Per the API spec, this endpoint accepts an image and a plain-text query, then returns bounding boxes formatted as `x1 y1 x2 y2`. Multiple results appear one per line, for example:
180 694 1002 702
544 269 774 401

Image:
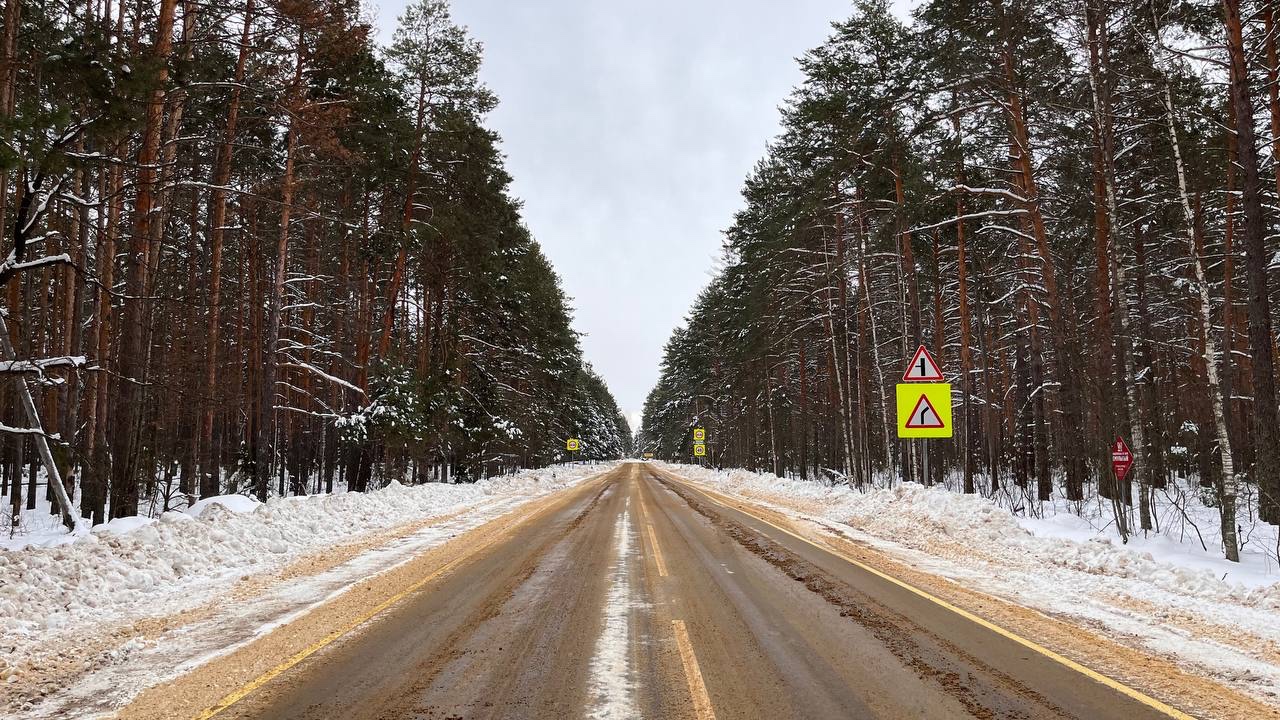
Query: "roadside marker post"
896 345 953 484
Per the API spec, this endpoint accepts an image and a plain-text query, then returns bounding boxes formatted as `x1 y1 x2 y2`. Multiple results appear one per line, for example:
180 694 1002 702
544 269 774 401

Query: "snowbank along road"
119 462 1265 719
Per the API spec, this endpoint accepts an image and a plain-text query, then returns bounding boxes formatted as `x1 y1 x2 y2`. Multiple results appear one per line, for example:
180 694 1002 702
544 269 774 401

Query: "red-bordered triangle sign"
1112 436 1134 482
905 393 946 429
903 345 944 382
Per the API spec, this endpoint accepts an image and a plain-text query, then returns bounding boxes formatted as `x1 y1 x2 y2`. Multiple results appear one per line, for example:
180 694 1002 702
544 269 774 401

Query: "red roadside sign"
1111 437 1133 482
903 345 944 382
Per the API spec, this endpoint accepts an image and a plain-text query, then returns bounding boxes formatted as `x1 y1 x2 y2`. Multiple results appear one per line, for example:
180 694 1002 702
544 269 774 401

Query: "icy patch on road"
586 498 638 720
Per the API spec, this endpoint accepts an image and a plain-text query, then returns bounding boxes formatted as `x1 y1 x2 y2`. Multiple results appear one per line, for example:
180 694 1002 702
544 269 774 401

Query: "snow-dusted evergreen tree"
0 0 626 530
642 0 1280 561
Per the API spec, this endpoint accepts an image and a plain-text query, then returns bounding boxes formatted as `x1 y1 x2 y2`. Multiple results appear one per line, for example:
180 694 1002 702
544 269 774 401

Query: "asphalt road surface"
193 463 1188 720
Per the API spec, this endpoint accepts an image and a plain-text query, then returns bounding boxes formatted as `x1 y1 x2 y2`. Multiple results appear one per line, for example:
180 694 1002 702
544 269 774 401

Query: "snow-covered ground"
661 463 1280 705
0 463 613 717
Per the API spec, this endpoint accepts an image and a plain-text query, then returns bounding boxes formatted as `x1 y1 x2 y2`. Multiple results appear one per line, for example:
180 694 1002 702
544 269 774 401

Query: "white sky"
371 1 914 431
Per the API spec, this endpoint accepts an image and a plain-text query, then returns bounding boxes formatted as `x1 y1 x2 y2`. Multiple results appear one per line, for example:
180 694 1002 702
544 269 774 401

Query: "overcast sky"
371 1 910 431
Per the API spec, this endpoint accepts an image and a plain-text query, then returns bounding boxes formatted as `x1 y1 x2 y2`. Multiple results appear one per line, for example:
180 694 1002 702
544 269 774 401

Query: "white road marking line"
672 619 716 720
586 501 638 720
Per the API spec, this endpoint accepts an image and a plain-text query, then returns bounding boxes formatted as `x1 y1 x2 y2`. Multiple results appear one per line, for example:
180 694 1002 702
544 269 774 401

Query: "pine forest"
641 0 1280 561
0 0 631 529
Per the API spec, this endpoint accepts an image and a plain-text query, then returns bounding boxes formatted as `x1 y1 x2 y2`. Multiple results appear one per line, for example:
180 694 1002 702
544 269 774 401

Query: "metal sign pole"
923 439 929 486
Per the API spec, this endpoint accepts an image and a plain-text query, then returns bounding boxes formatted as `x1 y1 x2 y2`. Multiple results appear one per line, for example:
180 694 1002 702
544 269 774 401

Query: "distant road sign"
1112 437 1133 481
903 345 945 382
566 438 580 452
896 384 953 438
693 428 706 442
643 452 655 459
693 443 707 457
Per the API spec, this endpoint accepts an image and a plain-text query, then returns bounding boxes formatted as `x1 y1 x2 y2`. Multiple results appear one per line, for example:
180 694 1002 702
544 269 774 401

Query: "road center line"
646 523 668 577
671 619 716 720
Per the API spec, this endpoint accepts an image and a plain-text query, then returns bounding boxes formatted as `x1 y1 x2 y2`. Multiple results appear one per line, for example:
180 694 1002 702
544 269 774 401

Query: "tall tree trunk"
893 146 920 484
110 0 178 519
1223 0 1280 523
256 28 305 501
997 6 1083 502
1087 0 1147 530
952 109 976 494
200 0 255 499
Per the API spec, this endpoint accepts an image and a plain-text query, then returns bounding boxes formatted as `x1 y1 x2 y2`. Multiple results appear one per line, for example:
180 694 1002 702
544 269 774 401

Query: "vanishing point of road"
125 463 1195 720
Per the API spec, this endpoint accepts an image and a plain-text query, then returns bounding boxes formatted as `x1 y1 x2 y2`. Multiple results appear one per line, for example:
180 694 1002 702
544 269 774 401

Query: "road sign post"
566 438 580 463
897 345 952 485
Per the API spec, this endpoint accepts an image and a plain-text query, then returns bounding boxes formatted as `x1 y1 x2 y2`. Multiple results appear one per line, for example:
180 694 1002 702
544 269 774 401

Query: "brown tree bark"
110 0 178 519
996 2 1084 502
256 28 306 500
200 0 255 499
952 109 977 495
1223 0 1280 522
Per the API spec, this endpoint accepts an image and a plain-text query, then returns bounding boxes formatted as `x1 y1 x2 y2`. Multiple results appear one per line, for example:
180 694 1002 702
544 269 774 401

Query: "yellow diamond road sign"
693 428 706 442
895 383 953 439
693 443 707 457
566 438 580 451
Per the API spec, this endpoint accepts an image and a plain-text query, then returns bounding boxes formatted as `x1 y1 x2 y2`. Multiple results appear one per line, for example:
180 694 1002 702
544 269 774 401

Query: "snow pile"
0 463 611 665
185 493 261 518
664 463 1280 701
670 465 1280 600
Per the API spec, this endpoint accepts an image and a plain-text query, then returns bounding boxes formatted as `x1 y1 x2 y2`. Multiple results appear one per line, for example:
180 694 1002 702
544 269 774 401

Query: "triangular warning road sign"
905 393 946 429
903 345 944 382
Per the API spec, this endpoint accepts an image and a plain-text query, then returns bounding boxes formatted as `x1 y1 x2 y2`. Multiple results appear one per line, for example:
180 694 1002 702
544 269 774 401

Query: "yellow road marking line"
669 475 1196 720
194 474 612 720
195 550 470 719
672 619 716 720
646 523 669 577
